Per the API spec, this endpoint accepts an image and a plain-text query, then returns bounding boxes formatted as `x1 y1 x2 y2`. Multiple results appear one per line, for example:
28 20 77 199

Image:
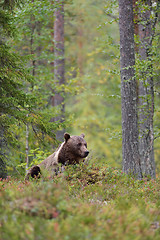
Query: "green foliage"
0 164 160 239
0 1 35 173
28 148 51 166
65 0 122 167
0 0 70 176
1 0 160 177
17 148 51 173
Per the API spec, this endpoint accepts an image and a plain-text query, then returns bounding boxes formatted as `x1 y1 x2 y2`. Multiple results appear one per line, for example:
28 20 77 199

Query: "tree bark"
0 44 7 178
138 0 156 178
30 0 36 79
0 158 7 179
25 121 29 173
53 0 65 141
77 14 83 76
0 128 7 179
118 0 142 179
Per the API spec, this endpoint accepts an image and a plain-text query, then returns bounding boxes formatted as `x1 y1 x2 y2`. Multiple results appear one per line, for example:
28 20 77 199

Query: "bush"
0 163 160 240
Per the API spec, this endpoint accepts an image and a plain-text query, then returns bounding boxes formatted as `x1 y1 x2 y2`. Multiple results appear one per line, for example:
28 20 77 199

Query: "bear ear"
64 133 70 142
80 133 85 138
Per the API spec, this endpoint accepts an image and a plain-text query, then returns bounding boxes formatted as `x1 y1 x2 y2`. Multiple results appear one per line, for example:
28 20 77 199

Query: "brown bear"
25 133 89 180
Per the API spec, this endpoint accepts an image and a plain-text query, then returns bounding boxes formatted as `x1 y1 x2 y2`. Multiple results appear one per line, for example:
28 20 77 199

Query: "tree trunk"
24 7 36 172
25 122 29 173
77 15 83 76
31 0 36 79
54 0 65 141
0 42 7 178
138 0 156 178
0 158 7 179
118 0 142 179
0 128 7 179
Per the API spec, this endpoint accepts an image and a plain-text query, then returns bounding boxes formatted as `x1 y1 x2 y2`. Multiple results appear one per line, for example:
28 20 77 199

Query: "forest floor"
0 163 160 240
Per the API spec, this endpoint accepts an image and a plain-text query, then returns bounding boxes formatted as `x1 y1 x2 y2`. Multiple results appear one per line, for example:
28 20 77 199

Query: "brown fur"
25 133 89 180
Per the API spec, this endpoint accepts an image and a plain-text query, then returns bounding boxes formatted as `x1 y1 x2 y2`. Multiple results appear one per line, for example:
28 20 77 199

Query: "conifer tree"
118 0 142 179
137 0 157 178
53 0 65 141
0 0 33 177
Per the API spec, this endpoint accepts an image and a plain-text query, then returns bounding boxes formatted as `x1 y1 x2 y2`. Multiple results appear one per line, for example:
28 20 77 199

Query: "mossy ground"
0 163 160 240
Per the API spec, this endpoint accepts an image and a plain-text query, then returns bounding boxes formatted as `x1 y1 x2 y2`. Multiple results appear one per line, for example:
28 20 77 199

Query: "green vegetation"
0 163 160 239
0 0 160 176
0 0 160 237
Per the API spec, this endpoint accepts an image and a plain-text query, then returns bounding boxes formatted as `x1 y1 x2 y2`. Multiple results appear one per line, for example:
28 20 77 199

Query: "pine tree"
137 0 156 178
118 0 142 178
53 0 65 141
0 0 34 177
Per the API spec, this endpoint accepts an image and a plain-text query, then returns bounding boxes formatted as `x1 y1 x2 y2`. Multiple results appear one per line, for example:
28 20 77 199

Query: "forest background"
1 1 160 239
0 0 160 178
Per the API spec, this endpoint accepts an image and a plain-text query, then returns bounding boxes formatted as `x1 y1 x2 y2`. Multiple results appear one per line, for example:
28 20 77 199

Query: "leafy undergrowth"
0 163 160 240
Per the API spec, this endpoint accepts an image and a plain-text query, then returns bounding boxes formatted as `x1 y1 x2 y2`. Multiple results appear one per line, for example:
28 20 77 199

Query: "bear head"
58 133 89 165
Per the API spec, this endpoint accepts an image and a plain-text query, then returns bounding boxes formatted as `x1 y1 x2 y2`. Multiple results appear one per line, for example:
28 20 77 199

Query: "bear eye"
77 143 81 147
85 144 87 148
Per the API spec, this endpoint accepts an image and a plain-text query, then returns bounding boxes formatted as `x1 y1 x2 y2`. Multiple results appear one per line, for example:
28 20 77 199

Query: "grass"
0 163 160 240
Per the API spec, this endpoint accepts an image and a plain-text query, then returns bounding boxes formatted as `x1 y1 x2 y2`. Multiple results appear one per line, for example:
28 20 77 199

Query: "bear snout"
84 151 89 157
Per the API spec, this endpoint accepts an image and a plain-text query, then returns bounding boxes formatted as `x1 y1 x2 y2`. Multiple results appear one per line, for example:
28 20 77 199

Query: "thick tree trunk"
54 0 65 141
138 0 156 178
118 0 142 179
